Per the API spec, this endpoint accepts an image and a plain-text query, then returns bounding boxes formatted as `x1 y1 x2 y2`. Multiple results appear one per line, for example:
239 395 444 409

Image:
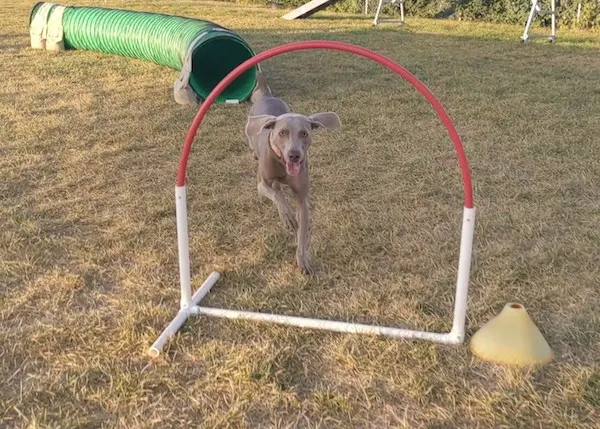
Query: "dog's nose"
288 151 301 163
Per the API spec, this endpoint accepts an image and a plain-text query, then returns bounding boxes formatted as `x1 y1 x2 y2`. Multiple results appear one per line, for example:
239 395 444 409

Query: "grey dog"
244 70 341 275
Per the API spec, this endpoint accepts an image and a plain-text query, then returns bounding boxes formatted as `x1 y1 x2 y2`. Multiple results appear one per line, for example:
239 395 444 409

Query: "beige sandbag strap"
30 2 56 49
173 31 209 106
46 5 66 52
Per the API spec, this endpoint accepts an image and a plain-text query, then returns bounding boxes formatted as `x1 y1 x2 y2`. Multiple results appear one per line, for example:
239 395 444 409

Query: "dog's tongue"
285 161 301 176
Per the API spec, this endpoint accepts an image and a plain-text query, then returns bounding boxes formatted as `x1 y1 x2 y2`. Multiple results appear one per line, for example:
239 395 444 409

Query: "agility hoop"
149 41 476 357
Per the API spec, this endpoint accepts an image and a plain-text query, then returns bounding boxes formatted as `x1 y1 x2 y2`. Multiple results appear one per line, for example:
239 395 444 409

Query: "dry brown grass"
2 0 600 427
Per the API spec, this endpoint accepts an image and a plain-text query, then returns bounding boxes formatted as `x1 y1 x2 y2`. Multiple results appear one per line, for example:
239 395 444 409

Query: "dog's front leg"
295 197 313 275
257 179 298 232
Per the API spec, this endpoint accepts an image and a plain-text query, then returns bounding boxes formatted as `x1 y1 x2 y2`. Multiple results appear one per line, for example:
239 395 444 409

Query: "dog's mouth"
285 159 303 176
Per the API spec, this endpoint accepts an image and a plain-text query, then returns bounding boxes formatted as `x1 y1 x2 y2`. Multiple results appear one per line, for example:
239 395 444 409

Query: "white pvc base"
193 305 458 343
149 271 220 358
149 186 476 356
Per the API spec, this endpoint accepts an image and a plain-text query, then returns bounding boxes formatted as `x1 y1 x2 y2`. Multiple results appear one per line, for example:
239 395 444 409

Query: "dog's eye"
300 131 308 138
279 129 288 137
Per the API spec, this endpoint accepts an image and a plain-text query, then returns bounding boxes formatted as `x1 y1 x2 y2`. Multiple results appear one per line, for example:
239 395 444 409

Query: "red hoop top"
177 41 473 209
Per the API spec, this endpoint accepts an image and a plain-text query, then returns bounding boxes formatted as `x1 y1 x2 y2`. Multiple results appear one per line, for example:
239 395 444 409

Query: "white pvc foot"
148 309 190 358
149 271 220 357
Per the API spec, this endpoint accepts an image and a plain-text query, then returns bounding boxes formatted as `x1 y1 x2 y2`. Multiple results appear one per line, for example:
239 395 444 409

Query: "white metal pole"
373 0 384 25
577 2 582 23
551 0 557 40
400 0 405 23
176 186 192 308
449 207 476 343
522 0 539 42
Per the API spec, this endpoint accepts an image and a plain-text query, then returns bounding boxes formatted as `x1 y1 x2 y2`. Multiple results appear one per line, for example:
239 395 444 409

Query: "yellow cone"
470 303 553 366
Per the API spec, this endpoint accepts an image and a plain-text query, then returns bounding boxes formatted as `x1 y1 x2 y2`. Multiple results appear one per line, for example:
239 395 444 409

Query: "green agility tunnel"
29 2 257 105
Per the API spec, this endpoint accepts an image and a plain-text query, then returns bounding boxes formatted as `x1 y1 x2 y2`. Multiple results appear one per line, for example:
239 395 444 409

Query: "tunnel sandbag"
29 2 257 105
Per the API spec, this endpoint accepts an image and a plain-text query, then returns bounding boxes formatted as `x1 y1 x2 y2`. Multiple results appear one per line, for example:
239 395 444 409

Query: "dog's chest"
260 156 287 181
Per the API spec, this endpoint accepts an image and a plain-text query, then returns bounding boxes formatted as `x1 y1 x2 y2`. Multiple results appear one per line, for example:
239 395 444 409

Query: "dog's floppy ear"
245 115 277 137
308 112 341 131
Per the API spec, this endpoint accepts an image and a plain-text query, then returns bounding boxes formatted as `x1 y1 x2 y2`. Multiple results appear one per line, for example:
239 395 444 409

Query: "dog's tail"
251 66 272 104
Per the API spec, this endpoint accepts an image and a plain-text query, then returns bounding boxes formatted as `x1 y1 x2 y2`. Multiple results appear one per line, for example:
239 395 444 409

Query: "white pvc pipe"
191 306 458 344
450 207 476 343
148 271 221 357
154 187 476 354
189 207 476 345
191 271 221 305
148 309 189 358
176 186 192 308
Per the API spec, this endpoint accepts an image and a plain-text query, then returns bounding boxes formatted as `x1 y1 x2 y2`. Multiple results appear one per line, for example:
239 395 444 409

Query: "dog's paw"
297 257 314 276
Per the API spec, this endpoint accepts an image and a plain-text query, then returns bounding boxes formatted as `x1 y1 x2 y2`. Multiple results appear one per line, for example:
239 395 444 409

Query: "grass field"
2 0 600 427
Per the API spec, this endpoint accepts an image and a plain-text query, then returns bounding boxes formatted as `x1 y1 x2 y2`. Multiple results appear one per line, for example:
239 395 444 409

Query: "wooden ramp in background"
281 0 341 20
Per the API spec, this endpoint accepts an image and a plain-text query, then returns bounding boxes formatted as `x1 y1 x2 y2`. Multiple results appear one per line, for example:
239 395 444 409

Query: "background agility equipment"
29 2 257 105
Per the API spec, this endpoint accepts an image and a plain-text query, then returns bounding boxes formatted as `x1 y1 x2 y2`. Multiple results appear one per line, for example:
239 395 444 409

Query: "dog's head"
245 112 341 176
